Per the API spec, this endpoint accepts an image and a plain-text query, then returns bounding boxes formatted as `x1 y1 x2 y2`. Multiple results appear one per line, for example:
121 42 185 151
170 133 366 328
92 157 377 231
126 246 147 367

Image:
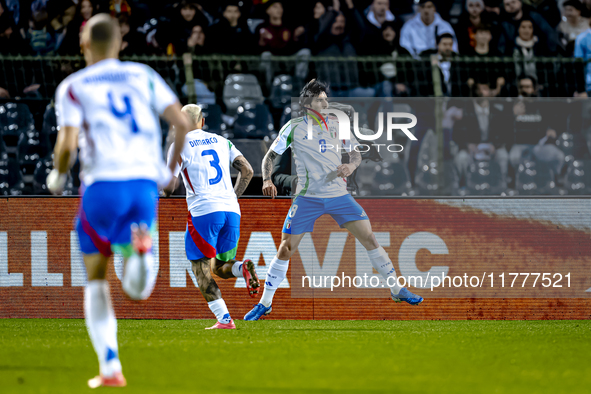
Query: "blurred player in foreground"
244 79 423 321
164 104 258 329
47 14 190 388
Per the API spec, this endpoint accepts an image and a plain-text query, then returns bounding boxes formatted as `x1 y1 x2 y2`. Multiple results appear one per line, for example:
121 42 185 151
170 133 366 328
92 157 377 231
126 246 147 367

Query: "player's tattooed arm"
232 155 254 198
262 150 278 182
262 150 279 198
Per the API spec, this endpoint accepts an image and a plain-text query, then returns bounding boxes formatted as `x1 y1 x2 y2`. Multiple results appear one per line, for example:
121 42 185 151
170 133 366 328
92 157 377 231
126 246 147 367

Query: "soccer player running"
163 104 259 329
244 79 423 321
47 14 191 388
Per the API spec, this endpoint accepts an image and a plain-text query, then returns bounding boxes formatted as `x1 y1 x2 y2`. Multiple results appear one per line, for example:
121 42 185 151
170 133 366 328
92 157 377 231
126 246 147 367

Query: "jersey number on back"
108 92 139 133
202 150 222 185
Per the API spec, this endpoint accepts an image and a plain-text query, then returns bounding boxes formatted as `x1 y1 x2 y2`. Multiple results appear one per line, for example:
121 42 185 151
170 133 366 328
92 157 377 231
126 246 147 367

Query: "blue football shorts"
185 211 241 261
76 179 158 256
282 194 368 235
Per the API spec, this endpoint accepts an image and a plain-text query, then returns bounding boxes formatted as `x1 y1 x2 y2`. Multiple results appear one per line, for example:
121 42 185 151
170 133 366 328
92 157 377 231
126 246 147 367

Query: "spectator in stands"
257 0 296 55
0 0 22 29
27 4 58 55
0 86 9 99
291 0 328 53
371 20 408 56
186 24 209 54
521 0 561 28
399 0 458 58
450 79 512 185
574 18 591 95
0 10 28 54
258 1 312 87
455 0 499 54
558 0 589 56
33 0 76 39
314 0 370 95
497 0 558 55
364 0 395 29
166 0 211 55
109 0 131 17
421 33 460 96
314 0 365 57
209 1 255 55
362 0 400 51
465 23 501 56
59 0 96 55
484 0 502 14
513 17 546 77
509 75 566 176
581 0 591 17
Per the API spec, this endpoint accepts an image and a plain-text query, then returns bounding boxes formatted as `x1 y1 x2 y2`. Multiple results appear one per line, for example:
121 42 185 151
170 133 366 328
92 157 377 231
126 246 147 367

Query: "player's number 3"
108 92 139 133
202 150 223 185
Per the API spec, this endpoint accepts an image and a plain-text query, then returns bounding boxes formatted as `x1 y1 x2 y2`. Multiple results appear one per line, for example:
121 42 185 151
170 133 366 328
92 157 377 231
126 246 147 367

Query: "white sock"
260 256 289 307
207 298 231 323
231 261 243 278
122 253 155 300
84 280 122 377
367 246 403 295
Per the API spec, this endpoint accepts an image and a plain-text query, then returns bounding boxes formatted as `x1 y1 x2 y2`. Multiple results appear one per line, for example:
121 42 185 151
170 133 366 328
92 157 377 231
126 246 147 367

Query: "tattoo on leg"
191 258 222 302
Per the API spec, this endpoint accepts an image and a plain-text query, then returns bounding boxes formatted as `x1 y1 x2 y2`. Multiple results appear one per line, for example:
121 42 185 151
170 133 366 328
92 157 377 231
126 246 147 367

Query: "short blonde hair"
181 104 203 127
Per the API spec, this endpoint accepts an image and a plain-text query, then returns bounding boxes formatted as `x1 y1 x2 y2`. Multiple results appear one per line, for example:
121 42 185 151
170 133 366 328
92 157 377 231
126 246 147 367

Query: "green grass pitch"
0 319 589 393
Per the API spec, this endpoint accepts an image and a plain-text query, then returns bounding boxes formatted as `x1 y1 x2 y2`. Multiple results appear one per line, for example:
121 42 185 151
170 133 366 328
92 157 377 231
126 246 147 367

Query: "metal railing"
1 54 586 102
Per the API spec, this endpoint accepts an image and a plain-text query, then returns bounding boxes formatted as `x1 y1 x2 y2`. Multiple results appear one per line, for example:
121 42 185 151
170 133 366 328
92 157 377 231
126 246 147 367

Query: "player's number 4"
108 92 139 133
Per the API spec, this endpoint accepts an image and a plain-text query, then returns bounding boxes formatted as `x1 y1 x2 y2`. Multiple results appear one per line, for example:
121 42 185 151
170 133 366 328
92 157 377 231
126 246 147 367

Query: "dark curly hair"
299 79 329 108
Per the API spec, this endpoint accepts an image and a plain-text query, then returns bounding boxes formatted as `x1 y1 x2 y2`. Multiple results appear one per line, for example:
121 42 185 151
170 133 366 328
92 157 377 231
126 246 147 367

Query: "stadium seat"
466 160 505 195
279 103 301 128
415 160 459 196
564 159 591 195
230 139 268 177
17 130 51 177
198 103 228 135
32 157 53 195
4 102 34 130
1 103 33 148
555 132 575 167
222 74 264 116
0 157 25 195
270 75 293 109
41 103 58 149
371 161 413 196
515 160 556 195
232 102 276 140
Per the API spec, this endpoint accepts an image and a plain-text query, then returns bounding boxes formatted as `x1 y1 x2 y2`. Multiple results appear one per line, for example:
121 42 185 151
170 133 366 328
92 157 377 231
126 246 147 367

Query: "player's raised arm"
163 141 179 197
48 80 83 194
48 125 79 194
161 102 190 182
148 66 191 187
232 155 254 198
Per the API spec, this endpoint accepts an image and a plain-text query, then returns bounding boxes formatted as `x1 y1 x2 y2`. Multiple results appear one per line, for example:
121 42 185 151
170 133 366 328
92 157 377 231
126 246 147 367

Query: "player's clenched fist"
262 179 277 198
336 163 355 178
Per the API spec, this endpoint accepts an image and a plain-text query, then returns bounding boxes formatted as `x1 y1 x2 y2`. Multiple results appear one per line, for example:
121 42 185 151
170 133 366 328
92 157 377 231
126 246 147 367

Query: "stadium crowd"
0 0 590 60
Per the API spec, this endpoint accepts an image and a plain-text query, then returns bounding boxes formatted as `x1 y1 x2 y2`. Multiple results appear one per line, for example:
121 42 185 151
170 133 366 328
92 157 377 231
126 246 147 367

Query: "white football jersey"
168 129 243 217
271 115 359 198
55 58 178 186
